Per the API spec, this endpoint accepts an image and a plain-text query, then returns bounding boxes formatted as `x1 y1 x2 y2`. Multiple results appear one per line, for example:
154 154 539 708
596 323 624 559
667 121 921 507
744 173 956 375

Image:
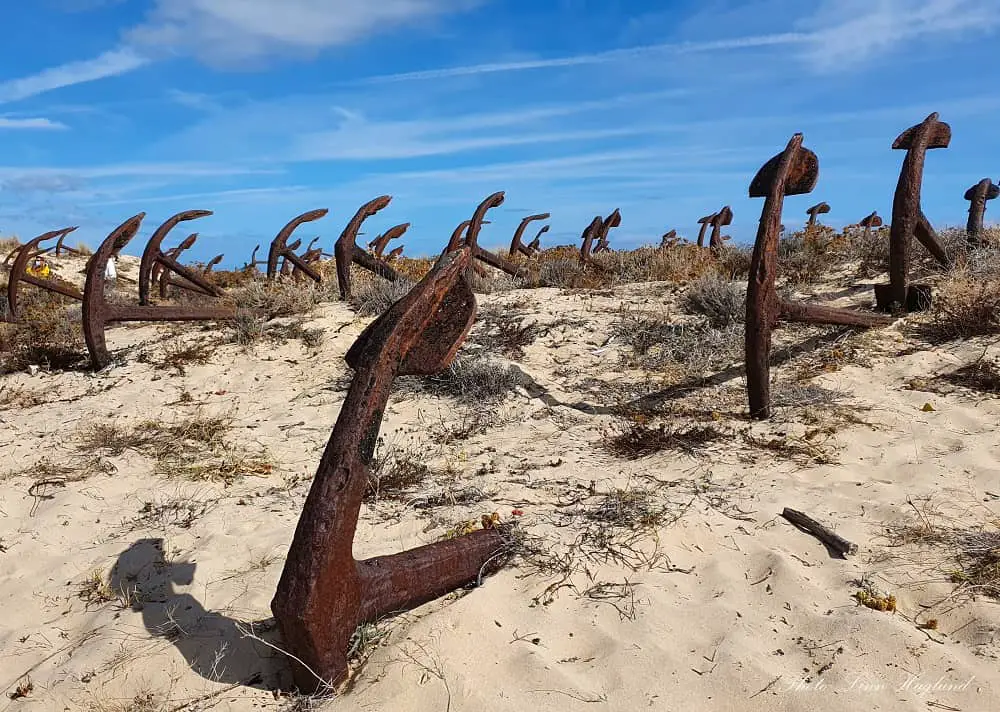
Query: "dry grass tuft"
0 289 85 373
365 441 430 502
603 421 726 459
402 353 520 404
681 274 745 327
915 266 1000 342
349 275 415 316
76 412 272 485
611 312 743 377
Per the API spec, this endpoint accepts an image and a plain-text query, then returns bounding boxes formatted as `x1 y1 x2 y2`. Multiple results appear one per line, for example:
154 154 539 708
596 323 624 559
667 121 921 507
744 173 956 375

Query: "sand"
1 252 998 711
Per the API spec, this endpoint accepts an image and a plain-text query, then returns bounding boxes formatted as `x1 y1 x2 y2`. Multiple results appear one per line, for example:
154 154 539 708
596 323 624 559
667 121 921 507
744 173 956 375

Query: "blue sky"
1 0 998 266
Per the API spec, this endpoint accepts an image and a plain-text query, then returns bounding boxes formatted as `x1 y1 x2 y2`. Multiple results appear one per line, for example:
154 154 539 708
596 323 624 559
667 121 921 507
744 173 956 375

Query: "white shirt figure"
105 256 117 283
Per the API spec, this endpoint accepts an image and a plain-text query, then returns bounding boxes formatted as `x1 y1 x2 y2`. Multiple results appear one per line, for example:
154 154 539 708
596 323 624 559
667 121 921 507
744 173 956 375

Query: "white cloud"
797 0 1000 71
0 48 149 103
0 116 68 130
126 0 482 66
353 31 815 84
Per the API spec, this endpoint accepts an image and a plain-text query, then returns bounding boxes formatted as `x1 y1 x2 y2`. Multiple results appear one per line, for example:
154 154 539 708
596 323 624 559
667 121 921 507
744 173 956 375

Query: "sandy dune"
1 250 998 712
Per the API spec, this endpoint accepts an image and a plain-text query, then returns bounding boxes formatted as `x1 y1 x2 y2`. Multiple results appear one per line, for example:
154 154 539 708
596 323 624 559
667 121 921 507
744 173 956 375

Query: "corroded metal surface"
509 213 550 258
527 224 548 255
696 213 716 247
139 212 222 305
83 215 237 370
965 178 999 246
268 211 327 283
459 193 528 280
152 233 198 297
579 215 604 265
369 223 410 259
6 227 82 320
877 112 951 312
386 245 405 261
746 134 891 420
805 201 831 226
54 231 84 256
334 197 402 300
271 247 510 691
708 206 733 249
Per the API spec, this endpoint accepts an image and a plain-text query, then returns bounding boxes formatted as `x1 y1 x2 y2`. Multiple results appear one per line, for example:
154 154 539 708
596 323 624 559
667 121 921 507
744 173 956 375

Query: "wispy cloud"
126 0 483 66
0 116 68 130
0 48 149 104
797 0 1000 71
353 32 815 84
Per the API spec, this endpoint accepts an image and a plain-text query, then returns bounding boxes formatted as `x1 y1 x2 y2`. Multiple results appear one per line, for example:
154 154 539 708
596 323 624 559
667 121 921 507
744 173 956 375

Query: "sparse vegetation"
603 421 725 459
681 273 745 327
75 412 272 485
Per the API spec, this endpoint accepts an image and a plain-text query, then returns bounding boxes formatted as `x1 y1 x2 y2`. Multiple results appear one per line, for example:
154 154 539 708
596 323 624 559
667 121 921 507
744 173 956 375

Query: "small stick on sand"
780 507 858 558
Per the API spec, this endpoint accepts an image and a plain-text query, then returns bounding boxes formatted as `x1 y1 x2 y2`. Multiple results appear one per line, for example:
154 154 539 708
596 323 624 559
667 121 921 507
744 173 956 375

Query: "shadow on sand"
110 538 292 692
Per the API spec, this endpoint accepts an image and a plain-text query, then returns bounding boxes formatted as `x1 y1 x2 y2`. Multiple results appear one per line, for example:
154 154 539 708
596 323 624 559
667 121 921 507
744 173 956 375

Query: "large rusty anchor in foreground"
965 178 999 247
84 215 238 370
875 112 952 313
267 210 328 283
508 213 549 258
335 196 402 300
271 247 511 692
139 211 224 305
745 134 892 420
6 227 83 320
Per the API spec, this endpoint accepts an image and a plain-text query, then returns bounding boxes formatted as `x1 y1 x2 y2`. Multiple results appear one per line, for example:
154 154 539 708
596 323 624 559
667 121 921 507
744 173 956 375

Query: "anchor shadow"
110 538 292 691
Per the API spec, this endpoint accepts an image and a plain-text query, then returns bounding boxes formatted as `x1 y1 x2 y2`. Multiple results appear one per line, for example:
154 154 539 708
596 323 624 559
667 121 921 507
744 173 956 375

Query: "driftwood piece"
965 178 999 246
875 112 952 313
781 507 858 558
334 197 402 300
271 246 510 692
745 133 893 419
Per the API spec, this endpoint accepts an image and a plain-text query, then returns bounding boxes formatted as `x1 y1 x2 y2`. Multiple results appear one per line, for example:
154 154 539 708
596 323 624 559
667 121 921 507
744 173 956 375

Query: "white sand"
1 255 998 711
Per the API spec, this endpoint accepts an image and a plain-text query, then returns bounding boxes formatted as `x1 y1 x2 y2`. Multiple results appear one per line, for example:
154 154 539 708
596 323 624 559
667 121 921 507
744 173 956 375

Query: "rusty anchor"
83 214 239 370
660 229 678 248
335 197 404 300
696 213 716 247
708 206 733 249
268 210 328 283
526 224 548 255
139 212 225 306
580 209 621 267
875 113 952 313
151 233 198 296
6 227 83 320
444 220 490 279
369 223 411 259
745 134 893 420
965 178 999 246
386 245 405 261
271 246 511 692
805 202 831 227
508 213 550 258
858 211 883 235
455 193 528 281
